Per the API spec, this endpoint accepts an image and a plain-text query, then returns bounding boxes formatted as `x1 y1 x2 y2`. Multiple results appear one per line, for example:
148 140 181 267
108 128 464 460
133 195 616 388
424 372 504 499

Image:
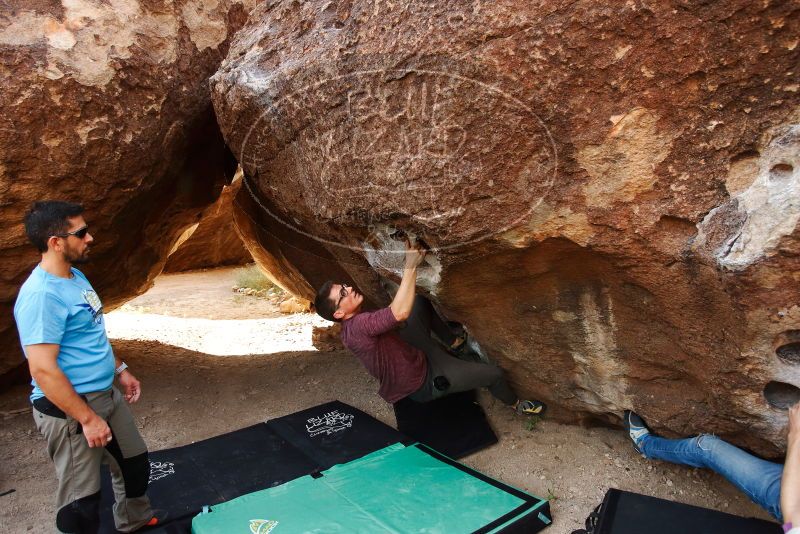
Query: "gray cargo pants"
33 386 153 533
398 295 517 405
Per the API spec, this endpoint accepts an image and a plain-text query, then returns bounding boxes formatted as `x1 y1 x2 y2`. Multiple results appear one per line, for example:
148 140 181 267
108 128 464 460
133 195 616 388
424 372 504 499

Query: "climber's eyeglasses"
336 284 350 309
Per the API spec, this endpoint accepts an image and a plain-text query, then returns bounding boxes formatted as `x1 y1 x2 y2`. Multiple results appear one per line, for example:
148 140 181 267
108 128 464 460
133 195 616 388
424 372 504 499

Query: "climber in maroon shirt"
314 240 546 415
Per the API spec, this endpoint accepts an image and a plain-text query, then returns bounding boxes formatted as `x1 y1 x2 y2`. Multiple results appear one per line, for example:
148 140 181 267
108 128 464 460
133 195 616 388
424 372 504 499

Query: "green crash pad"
192 443 551 534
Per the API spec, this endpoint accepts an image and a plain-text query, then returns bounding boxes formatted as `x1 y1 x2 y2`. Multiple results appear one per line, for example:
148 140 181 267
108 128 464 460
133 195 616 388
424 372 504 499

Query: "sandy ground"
105 270 329 356
0 267 773 533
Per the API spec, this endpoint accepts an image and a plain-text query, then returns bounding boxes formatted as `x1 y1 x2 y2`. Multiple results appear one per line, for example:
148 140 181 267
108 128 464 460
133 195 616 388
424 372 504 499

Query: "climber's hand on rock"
404 241 426 269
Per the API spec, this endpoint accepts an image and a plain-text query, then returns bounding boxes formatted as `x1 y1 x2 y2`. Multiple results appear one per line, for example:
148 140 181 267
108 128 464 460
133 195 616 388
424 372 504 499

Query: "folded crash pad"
393 389 498 458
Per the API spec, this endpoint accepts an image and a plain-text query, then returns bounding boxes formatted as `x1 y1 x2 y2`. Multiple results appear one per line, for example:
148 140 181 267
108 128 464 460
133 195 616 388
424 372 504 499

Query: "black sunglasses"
55 225 89 240
336 284 350 309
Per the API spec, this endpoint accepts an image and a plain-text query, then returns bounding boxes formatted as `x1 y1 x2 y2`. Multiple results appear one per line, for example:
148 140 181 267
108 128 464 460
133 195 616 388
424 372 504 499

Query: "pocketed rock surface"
0 268 773 533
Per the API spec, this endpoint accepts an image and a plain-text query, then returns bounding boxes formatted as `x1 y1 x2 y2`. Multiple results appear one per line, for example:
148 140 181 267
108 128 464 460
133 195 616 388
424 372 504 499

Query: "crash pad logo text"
148 461 175 482
306 410 354 437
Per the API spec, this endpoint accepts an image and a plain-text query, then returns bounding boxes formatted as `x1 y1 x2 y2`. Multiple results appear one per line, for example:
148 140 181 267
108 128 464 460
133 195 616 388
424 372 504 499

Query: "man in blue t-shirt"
14 201 164 533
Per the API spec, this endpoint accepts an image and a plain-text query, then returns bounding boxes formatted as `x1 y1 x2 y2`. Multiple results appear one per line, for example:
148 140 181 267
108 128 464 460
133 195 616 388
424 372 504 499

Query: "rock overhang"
210 0 800 456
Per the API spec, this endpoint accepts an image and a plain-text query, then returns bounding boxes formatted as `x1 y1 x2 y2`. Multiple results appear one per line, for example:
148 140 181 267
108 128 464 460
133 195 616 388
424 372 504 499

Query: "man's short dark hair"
314 280 340 322
24 201 84 252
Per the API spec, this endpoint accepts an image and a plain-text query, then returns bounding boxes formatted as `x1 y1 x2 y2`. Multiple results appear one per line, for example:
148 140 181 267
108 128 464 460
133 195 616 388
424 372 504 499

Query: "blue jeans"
640 433 784 521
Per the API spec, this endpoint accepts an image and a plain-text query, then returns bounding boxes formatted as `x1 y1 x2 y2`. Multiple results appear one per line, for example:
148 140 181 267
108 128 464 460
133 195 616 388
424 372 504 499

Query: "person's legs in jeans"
640 433 784 521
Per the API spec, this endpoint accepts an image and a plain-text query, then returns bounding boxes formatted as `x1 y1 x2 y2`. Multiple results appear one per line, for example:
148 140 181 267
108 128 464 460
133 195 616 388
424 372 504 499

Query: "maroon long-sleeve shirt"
341 307 427 403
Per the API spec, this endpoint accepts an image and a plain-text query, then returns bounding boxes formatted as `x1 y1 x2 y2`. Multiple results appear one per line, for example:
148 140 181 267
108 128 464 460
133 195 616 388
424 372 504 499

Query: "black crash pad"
99 401 406 533
586 488 781 534
265 400 408 469
394 389 498 458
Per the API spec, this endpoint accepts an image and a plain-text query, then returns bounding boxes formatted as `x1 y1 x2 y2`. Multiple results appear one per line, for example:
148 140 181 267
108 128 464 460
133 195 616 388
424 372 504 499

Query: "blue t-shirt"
14 266 115 401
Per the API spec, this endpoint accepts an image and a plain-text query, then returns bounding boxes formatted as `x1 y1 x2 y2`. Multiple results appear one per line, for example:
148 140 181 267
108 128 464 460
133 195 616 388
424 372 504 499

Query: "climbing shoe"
448 331 483 363
448 329 469 356
623 410 651 454
136 509 169 530
450 333 466 352
516 400 547 416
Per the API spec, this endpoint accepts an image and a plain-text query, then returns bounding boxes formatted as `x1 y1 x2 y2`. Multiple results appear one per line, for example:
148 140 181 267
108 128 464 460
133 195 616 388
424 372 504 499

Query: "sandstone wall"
212 0 800 455
0 0 254 383
163 173 252 273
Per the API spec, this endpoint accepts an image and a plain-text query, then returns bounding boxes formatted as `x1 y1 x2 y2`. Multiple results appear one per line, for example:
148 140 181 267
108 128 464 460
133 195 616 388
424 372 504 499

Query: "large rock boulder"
0 0 254 384
163 172 252 273
212 0 800 455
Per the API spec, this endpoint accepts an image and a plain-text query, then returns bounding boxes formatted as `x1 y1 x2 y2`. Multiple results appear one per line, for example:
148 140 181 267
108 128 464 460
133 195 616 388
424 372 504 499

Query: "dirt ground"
0 267 773 533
